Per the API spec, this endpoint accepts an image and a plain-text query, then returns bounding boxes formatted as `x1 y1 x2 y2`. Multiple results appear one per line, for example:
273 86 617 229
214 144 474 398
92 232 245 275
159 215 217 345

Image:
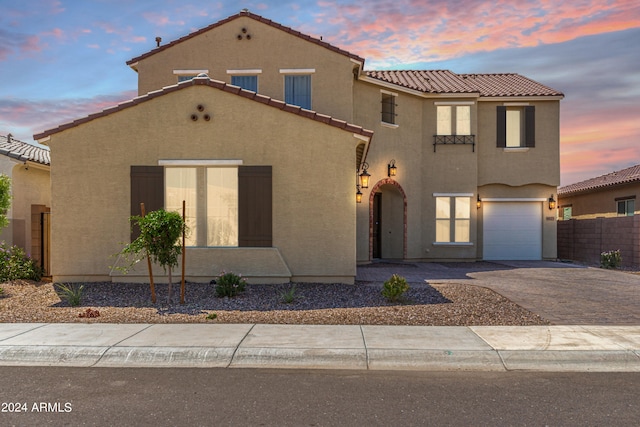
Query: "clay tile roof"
365 70 563 97
0 134 50 166
366 70 476 94
459 73 564 97
33 76 374 141
558 165 640 196
127 10 364 67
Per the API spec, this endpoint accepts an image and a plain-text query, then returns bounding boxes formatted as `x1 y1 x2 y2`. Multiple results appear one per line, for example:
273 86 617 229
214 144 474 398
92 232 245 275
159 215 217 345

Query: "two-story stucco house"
34 10 563 284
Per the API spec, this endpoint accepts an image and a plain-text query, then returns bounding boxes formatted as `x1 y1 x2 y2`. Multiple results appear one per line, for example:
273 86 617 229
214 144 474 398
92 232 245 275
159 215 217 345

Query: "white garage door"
483 202 542 260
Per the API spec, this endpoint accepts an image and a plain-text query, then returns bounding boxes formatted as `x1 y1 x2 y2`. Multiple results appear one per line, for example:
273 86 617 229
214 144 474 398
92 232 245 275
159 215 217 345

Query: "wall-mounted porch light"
356 185 363 203
548 195 556 210
387 159 397 177
477 195 482 209
359 162 370 189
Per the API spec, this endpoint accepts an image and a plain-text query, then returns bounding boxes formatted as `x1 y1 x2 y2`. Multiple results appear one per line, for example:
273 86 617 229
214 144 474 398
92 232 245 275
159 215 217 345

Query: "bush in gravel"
381 274 410 302
214 271 247 298
55 283 84 307
0 242 43 282
279 284 298 304
600 249 622 269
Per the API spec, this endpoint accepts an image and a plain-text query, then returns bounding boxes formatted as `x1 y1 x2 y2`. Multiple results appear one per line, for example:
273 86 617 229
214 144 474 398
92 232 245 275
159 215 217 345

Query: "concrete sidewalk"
1 323 639 372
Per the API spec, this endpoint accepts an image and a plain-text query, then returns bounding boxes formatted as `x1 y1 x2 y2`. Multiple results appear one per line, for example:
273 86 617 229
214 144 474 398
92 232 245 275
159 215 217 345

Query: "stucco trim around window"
173 69 209 75
279 68 316 74
227 69 263 74
158 159 243 166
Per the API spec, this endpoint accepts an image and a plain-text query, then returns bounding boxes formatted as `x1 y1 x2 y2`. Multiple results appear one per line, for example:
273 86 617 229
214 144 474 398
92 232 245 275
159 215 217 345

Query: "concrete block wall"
557 216 640 267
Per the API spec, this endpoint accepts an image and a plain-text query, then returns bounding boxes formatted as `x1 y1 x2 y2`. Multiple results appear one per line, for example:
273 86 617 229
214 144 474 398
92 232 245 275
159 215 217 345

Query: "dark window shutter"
130 166 164 241
496 106 506 147
238 166 272 247
524 106 535 147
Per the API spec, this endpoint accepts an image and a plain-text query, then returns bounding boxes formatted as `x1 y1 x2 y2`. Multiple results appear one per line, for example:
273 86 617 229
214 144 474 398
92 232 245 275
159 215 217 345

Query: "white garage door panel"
483 202 542 260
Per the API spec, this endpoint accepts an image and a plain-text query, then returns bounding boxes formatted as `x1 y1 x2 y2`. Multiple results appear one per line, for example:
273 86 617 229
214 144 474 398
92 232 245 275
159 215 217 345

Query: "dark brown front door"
373 193 382 258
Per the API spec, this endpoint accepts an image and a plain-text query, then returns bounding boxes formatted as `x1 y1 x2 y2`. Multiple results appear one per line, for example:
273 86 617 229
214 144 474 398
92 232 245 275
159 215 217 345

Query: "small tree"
0 174 12 230
118 209 185 305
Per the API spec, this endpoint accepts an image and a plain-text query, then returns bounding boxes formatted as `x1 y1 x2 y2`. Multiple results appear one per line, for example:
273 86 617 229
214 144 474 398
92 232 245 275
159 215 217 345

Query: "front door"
372 193 382 258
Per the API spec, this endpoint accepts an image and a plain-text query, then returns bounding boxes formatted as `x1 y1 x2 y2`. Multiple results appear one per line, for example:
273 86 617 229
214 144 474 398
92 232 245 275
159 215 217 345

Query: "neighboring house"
0 134 51 272
557 165 640 267
33 10 563 284
557 164 640 219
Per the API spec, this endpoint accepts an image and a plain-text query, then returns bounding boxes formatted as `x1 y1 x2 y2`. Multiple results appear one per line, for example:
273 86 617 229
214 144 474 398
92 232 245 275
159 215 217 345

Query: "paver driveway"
357 261 640 325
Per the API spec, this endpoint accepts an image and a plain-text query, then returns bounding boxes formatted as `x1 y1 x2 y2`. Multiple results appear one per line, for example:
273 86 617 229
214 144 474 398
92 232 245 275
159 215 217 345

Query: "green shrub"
214 271 247 298
381 274 410 302
55 283 84 307
279 284 297 304
0 242 43 282
601 250 622 269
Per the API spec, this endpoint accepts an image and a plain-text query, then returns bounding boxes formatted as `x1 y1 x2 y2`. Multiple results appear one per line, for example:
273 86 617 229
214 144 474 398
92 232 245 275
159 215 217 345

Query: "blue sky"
1 0 639 185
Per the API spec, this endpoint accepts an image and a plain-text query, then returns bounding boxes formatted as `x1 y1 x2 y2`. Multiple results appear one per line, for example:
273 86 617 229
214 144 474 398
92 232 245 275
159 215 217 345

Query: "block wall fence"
557 216 640 267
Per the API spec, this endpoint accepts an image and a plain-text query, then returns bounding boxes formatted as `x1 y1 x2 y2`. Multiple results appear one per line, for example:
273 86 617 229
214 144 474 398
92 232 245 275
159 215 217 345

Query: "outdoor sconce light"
548 195 556 210
477 195 482 209
387 159 397 177
356 185 363 203
359 163 371 189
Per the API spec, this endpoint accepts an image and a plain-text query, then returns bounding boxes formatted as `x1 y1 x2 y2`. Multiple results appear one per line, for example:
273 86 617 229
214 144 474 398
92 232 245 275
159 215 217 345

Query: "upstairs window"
284 74 312 109
617 198 635 217
381 91 397 125
497 105 535 148
231 75 258 92
436 105 470 135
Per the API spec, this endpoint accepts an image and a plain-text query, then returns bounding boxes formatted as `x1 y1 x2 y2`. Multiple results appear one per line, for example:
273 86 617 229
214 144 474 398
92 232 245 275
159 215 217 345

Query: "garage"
483 201 542 260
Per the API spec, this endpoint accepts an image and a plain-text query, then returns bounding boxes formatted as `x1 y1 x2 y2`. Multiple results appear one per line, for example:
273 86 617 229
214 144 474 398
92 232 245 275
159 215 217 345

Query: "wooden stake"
181 200 186 304
140 203 156 304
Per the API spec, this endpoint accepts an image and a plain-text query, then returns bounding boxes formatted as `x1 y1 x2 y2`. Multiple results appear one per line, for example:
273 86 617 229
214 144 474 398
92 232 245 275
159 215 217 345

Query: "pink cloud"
314 0 640 64
0 91 138 143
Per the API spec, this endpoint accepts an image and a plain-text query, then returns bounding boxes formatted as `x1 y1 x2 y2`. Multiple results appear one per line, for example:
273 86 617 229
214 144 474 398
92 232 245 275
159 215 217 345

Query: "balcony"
433 135 476 152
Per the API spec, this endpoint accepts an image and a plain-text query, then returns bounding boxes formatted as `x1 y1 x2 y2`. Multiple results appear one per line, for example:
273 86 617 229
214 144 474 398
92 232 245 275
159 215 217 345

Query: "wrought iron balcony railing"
433 135 476 152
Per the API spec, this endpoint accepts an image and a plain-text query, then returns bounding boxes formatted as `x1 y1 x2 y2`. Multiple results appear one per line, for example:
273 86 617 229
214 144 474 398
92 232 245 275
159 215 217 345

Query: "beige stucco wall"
47 84 361 283
10 164 51 254
559 183 640 219
0 156 50 252
477 100 560 187
134 16 357 122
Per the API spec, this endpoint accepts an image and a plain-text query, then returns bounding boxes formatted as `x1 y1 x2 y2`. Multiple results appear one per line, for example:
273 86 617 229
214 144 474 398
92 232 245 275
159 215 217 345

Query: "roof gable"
0 134 50 166
33 76 373 141
559 164 640 196
127 10 364 68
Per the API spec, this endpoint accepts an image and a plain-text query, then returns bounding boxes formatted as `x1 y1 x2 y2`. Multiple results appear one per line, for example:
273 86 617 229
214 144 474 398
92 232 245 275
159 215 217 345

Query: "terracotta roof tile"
0 134 50 166
558 164 640 196
127 10 364 67
460 73 563 97
365 70 563 97
366 70 476 93
33 76 373 141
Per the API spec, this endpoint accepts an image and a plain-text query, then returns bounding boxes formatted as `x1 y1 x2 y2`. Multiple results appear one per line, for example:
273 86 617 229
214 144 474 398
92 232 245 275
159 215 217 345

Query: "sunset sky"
1 0 639 186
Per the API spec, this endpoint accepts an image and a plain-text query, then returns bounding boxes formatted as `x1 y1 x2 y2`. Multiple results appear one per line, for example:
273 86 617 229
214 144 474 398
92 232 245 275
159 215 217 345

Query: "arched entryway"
369 178 407 260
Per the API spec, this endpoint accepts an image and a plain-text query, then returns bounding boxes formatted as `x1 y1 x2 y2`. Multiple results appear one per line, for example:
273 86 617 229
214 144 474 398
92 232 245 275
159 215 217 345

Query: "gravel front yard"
0 280 549 326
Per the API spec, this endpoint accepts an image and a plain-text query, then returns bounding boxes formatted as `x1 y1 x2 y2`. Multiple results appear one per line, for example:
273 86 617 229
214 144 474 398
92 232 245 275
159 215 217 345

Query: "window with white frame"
436 105 470 135
435 195 471 243
616 198 635 217
166 167 238 247
381 91 397 124
283 73 312 109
